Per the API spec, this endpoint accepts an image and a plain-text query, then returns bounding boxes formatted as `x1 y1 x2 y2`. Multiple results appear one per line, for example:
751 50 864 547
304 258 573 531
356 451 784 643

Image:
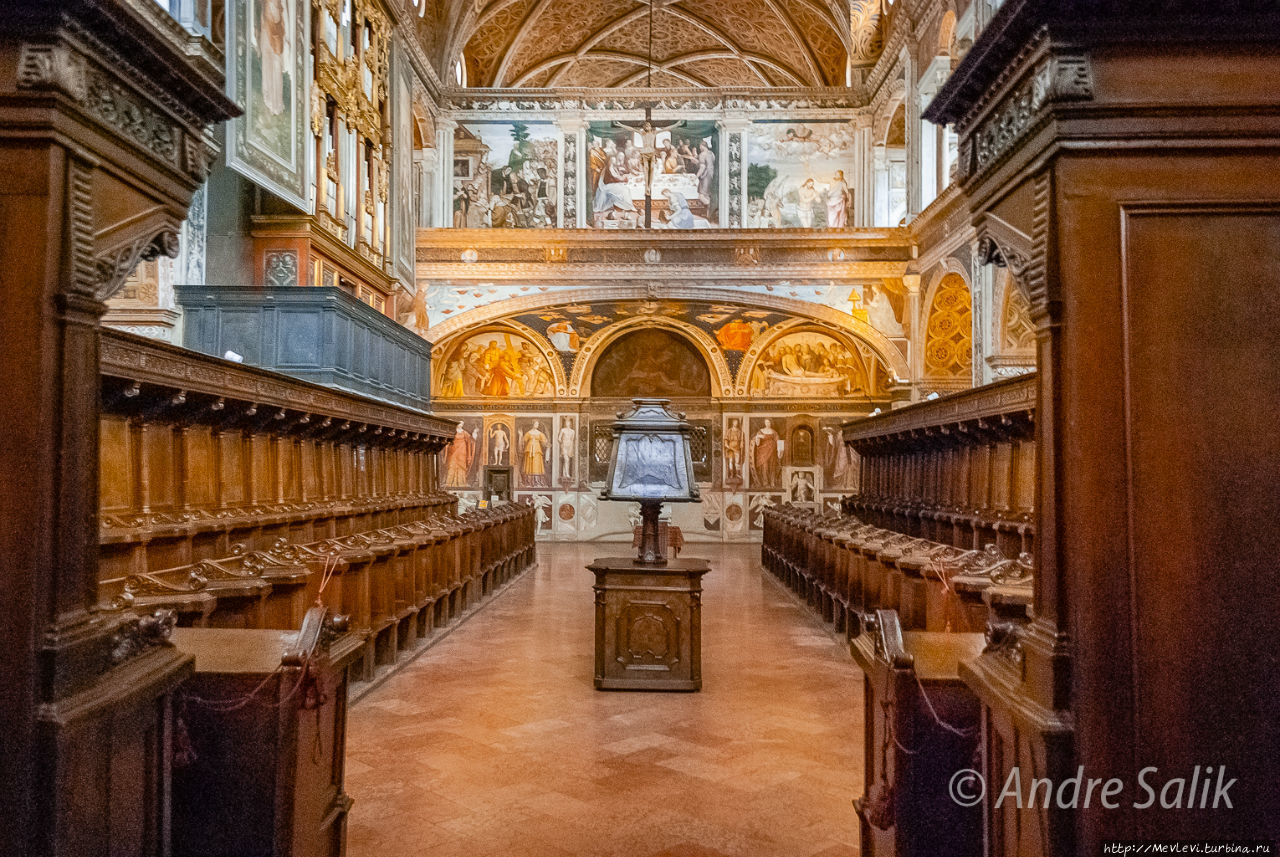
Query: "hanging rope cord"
180 551 341 714
882 659 978 758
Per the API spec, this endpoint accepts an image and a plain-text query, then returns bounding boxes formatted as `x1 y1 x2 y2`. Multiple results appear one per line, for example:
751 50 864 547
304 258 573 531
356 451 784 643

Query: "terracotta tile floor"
346 542 866 857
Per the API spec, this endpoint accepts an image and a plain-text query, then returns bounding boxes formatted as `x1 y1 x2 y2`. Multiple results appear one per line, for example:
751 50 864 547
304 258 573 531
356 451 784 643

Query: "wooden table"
587 556 710 691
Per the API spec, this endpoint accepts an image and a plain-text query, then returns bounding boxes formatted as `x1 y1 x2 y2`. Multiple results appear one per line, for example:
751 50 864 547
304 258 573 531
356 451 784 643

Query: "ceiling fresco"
455 0 851 89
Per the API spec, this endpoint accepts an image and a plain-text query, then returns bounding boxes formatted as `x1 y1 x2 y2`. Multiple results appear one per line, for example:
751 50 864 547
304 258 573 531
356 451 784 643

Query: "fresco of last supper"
587 120 719 228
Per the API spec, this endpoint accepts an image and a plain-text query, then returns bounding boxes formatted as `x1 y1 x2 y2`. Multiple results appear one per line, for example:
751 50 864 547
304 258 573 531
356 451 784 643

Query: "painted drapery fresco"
748 330 872 397
587 120 719 228
453 122 559 228
437 330 557 398
747 122 856 228
226 0 310 209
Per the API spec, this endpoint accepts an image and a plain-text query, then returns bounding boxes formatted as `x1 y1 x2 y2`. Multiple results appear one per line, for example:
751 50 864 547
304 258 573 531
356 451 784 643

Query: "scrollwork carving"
972 52 1093 176
96 228 182 302
109 608 177 664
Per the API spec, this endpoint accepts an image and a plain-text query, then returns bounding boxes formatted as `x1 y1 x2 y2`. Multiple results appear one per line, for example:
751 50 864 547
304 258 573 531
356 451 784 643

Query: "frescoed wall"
453 122 559 228
747 122 856 229
586 120 719 228
746 329 878 397
430 298 889 542
436 328 559 398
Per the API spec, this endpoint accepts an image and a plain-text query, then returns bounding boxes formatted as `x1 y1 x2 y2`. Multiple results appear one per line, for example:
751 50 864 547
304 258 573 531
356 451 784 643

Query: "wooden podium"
588 557 710 691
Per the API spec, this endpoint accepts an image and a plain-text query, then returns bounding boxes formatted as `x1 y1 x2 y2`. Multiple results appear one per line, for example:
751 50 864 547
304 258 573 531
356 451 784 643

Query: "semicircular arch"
421 285 911 382
568 314 732 398
432 319 569 399
736 318 887 398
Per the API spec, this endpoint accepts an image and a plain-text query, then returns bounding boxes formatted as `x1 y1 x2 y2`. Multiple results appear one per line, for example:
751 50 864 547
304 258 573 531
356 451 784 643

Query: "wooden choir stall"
762 376 1036 857
89 329 539 855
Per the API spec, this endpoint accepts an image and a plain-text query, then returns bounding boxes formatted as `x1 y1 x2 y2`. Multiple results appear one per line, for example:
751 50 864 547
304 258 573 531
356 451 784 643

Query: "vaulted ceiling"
449 0 853 89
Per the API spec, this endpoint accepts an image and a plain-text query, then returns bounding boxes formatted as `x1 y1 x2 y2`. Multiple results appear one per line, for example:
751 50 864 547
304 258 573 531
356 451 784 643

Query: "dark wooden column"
0 3 235 855
926 2 1280 852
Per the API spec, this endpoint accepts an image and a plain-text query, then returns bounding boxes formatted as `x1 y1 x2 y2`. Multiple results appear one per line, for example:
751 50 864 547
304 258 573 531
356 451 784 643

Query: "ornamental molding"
970 51 1093 176
16 41 219 183
843 373 1037 447
96 227 182 303
443 87 865 115
413 261 910 283
99 328 456 440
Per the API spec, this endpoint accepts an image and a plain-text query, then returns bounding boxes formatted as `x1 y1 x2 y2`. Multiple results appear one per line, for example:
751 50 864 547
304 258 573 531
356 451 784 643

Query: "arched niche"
433 322 566 399
922 270 973 386
739 321 890 398
588 328 713 399
569 315 734 398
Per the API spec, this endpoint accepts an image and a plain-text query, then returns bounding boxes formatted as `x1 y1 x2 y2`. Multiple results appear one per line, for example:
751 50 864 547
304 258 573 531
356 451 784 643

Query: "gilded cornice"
442 86 867 115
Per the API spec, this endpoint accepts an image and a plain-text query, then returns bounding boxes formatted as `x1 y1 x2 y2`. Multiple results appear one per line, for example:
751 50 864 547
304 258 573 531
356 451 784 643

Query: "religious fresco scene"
453 122 559 227
747 122 857 228
587 120 719 228
747 330 882 397
435 329 557 398
429 299 893 541
225 0 310 207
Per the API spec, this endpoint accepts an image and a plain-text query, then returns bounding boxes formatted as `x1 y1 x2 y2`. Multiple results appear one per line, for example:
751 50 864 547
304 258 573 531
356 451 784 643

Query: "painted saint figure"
444 424 476 488
724 418 745 482
520 421 550 487
797 178 819 228
826 170 851 228
751 419 783 489
257 0 287 116
489 424 510 465
696 140 715 206
557 418 576 481
546 320 580 352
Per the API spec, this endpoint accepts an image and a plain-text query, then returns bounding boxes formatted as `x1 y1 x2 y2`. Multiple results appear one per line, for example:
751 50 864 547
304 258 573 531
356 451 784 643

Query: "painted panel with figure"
587 120 719 229
820 417 859 492
748 330 871 397
483 415 515 468
515 418 553 489
226 0 310 209
554 416 579 488
437 329 556 398
748 418 785 490
453 122 558 228
442 417 482 489
590 329 711 398
747 122 855 229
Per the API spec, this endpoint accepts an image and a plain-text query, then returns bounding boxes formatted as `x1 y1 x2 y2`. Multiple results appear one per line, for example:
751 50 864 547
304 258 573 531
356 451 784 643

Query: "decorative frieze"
971 53 1093 177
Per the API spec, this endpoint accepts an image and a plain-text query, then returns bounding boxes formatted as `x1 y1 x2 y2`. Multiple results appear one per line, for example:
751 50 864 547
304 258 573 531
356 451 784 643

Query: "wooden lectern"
592 400 708 691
